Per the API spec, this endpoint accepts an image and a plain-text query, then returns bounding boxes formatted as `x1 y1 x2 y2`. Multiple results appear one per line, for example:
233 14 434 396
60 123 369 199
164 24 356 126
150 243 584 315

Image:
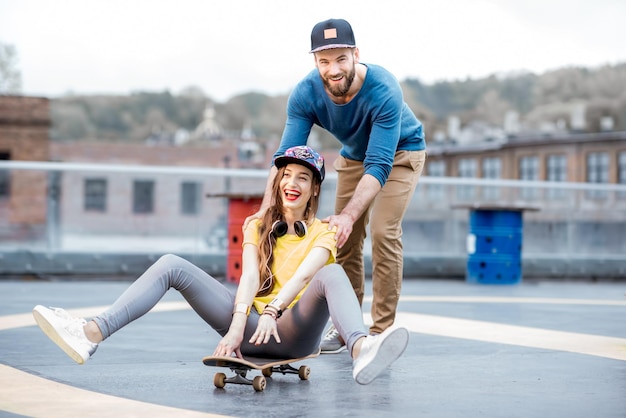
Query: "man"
252 18 426 352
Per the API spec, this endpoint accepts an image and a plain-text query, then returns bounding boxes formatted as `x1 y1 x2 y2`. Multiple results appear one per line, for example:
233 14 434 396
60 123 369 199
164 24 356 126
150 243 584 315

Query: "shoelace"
323 326 339 341
51 307 88 340
50 307 74 320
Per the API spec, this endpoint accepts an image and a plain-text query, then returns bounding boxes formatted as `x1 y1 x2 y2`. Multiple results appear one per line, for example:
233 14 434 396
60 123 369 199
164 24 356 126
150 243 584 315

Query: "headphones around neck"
271 220 307 238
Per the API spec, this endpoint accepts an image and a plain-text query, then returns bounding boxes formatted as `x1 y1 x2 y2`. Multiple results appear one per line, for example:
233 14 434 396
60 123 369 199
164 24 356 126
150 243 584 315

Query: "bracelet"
263 302 283 318
262 308 278 320
268 298 284 318
232 303 250 316
264 304 282 319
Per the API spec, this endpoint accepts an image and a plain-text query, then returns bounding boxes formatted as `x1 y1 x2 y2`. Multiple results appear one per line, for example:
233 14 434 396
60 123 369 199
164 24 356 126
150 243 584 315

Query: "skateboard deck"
202 349 320 391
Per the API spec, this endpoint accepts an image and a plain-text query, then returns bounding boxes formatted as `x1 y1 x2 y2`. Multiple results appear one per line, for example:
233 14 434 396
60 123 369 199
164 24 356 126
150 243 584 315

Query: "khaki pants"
334 150 426 334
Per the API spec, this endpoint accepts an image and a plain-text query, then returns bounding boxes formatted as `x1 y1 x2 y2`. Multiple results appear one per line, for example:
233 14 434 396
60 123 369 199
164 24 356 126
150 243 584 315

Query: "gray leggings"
93 254 367 358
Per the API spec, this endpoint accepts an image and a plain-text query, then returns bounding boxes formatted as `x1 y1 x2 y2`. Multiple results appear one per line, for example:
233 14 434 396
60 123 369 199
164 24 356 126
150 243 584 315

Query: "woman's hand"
249 314 281 346
213 331 244 359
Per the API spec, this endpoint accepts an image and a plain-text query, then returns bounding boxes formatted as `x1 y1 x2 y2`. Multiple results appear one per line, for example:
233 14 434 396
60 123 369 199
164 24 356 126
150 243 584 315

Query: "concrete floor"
1 277 625 417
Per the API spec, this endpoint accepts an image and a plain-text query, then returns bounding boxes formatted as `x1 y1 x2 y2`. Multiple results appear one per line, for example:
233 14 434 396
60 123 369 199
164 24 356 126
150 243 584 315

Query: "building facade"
0 96 50 240
426 131 626 185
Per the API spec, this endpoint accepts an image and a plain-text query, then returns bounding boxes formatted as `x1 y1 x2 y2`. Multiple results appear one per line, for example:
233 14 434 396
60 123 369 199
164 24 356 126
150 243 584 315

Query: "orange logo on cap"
323 28 337 39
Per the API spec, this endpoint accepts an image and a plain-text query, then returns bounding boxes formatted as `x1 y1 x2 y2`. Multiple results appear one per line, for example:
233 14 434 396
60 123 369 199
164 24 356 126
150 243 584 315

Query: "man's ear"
353 47 360 63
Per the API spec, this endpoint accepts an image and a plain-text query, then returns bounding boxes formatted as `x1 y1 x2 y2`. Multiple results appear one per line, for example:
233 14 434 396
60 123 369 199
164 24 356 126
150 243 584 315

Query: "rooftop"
1 277 625 417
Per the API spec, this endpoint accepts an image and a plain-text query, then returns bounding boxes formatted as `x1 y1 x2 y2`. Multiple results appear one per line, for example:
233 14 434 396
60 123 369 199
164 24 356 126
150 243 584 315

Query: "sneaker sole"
354 327 409 385
32 306 86 365
320 345 347 354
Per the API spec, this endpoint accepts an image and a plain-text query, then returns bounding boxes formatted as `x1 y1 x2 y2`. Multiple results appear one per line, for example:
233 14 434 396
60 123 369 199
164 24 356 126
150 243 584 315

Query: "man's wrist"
338 207 360 224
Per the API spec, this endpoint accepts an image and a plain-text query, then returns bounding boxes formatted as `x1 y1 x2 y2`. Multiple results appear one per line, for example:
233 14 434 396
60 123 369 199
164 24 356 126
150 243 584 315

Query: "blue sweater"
273 64 426 186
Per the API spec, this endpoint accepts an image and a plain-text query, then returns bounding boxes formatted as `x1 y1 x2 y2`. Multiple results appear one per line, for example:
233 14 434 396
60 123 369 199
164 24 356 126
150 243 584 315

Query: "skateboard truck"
214 366 267 391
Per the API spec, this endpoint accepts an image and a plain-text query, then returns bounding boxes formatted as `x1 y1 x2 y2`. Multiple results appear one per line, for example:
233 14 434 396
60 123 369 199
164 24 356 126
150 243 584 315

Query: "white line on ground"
0 364 230 418
390 312 626 361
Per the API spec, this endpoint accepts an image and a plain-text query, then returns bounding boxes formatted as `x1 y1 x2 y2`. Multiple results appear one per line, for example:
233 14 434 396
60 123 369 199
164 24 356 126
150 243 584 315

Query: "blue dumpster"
454 204 539 285
467 209 522 284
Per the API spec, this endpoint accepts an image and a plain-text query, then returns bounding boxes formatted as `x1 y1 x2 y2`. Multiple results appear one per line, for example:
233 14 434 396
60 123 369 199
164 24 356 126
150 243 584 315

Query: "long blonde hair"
255 165 321 297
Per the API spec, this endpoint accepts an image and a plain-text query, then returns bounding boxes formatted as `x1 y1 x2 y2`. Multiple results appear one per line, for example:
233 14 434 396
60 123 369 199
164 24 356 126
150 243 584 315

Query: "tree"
0 42 22 95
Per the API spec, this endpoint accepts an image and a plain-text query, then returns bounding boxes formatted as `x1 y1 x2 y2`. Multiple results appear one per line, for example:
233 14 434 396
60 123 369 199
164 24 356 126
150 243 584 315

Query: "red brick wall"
0 96 50 225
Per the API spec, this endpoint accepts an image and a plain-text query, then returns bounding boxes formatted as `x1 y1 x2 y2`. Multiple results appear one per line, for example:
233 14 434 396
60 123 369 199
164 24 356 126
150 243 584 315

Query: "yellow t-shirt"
243 218 337 314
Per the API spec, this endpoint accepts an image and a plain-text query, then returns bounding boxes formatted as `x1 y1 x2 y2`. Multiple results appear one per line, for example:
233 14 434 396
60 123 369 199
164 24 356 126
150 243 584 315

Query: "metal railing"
1 161 625 279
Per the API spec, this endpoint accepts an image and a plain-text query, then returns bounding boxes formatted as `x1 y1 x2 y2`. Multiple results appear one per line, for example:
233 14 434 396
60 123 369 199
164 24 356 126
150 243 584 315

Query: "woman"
32 146 409 385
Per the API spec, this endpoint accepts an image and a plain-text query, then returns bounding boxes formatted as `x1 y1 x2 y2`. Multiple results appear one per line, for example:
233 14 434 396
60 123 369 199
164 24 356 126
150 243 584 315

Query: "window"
133 180 154 214
519 156 539 199
0 152 9 199
546 154 567 182
519 156 539 181
181 181 200 215
84 178 107 212
482 157 501 200
458 158 477 178
586 152 609 199
482 157 501 179
426 160 445 199
427 160 446 177
587 152 609 183
457 158 477 200
619 152 626 199
546 154 567 199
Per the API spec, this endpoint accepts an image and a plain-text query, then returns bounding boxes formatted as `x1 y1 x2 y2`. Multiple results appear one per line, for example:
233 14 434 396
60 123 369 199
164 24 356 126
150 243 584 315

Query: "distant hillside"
50 62 626 147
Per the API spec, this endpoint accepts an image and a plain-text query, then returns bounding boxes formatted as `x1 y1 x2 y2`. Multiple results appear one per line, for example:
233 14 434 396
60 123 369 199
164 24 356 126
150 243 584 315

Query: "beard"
323 65 356 98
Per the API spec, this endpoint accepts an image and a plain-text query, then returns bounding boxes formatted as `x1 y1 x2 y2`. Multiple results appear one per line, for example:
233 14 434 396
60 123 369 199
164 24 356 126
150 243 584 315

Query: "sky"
1 0 625 102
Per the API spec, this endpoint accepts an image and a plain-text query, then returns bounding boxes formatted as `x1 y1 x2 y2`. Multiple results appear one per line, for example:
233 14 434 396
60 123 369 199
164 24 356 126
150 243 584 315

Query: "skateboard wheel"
262 367 273 377
252 375 266 391
214 372 226 388
298 365 310 380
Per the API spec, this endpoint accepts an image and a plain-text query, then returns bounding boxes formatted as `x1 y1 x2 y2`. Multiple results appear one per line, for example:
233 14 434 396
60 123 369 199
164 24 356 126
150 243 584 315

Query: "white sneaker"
352 325 409 385
320 324 347 354
32 305 98 364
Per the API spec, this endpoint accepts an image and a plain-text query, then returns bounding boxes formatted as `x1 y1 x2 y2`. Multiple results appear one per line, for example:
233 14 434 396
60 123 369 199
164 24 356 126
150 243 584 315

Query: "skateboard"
202 350 320 391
